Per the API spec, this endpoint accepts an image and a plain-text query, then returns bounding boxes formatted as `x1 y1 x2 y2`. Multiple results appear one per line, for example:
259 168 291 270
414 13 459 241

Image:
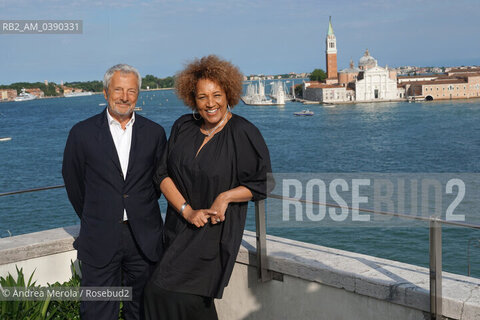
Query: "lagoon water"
1 89 480 277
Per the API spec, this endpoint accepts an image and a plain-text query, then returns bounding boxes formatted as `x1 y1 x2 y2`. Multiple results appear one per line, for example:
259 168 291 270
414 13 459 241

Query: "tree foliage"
0 73 176 98
309 69 327 82
0 82 60 96
64 81 103 93
294 84 303 98
141 75 174 90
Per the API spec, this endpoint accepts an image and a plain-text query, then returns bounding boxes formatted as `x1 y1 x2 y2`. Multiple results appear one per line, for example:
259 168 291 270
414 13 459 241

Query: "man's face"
103 71 139 118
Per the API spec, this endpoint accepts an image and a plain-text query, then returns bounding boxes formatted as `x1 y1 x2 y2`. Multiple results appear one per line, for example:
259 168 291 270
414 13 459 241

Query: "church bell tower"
326 16 338 82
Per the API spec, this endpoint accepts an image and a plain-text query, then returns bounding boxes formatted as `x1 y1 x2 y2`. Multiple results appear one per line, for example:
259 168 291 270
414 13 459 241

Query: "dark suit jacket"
62 109 166 268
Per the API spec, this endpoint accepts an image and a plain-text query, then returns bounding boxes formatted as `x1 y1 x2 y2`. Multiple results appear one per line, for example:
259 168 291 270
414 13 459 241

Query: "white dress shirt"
107 109 135 221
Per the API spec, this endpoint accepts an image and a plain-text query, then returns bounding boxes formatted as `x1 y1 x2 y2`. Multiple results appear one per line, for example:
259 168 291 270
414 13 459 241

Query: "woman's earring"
192 110 201 120
227 105 232 113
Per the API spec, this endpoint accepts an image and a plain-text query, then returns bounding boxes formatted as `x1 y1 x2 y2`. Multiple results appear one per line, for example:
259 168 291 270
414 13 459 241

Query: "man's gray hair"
103 64 142 90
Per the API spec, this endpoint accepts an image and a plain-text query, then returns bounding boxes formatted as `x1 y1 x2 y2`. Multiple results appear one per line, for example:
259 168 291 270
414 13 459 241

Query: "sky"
0 0 479 84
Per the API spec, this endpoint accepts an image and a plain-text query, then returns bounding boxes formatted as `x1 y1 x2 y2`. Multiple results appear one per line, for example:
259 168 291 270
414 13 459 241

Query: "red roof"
305 81 343 89
448 67 480 73
397 74 440 79
400 79 467 86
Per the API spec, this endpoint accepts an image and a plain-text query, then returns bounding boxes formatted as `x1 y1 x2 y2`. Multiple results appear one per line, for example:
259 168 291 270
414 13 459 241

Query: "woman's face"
195 78 228 128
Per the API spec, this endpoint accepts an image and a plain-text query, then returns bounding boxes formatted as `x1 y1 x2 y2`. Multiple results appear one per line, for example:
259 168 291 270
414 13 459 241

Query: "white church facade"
354 52 399 101
303 19 403 103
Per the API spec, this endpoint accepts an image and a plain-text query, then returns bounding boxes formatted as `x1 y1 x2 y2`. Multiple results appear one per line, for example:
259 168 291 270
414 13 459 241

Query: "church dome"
358 49 377 69
340 60 360 74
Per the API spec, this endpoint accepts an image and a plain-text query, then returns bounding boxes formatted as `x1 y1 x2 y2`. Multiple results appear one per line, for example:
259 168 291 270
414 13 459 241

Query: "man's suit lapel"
96 109 123 175
126 114 145 180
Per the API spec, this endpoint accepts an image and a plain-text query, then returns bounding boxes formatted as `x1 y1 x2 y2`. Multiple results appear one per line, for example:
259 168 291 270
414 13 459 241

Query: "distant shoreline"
0 88 174 103
144 88 173 91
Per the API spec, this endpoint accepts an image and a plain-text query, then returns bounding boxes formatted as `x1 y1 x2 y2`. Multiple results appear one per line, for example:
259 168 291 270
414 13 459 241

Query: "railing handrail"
268 193 480 230
2 186 479 230
0 185 65 197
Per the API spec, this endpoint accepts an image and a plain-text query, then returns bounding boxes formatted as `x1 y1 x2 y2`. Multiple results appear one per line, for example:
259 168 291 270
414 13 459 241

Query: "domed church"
304 18 402 103
358 49 377 70
351 49 399 101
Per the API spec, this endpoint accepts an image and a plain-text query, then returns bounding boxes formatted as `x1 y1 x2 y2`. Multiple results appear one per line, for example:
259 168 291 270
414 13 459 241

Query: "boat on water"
241 95 275 106
242 80 282 106
269 81 294 104
14 89 37 102
294 109 314 116
64 91 93 98
98 103 107 106
0 137 12 142
134 107 142 111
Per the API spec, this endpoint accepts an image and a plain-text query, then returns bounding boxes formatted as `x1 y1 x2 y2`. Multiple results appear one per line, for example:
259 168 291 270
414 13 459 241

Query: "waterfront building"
302 81 350 103
26 88 44 98
0 89 17 102
398 66 480 101
338 60 360 85
446 66 480 76
401 73 480 101
62 86 86 95
325 17 338 84
303 20 480 103
396 85 406 99
297 72 309 78
354 50 399 101
397 74 438 83
304 49 399 103
358 49 377 71
302 18 346 103
304 19 400 103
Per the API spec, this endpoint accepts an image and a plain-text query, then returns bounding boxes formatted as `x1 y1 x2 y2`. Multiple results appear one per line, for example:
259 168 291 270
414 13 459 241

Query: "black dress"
145 113 271 316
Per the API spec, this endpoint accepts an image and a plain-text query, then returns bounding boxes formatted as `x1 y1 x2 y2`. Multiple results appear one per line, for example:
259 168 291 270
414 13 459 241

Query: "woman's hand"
209 193 229 225
209 187 253 225
183 206 217 228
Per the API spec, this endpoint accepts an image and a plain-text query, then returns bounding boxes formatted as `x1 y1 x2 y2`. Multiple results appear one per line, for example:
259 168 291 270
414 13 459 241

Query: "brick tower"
325 16 338 83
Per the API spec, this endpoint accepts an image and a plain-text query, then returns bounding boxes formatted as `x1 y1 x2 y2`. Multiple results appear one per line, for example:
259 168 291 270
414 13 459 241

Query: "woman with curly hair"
144 55 272 319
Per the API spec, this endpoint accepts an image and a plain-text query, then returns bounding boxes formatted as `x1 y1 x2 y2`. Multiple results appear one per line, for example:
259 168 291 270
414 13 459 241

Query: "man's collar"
106 107 135 127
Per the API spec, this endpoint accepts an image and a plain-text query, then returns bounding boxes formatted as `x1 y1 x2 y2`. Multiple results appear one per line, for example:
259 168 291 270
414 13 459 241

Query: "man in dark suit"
62 64 166 320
